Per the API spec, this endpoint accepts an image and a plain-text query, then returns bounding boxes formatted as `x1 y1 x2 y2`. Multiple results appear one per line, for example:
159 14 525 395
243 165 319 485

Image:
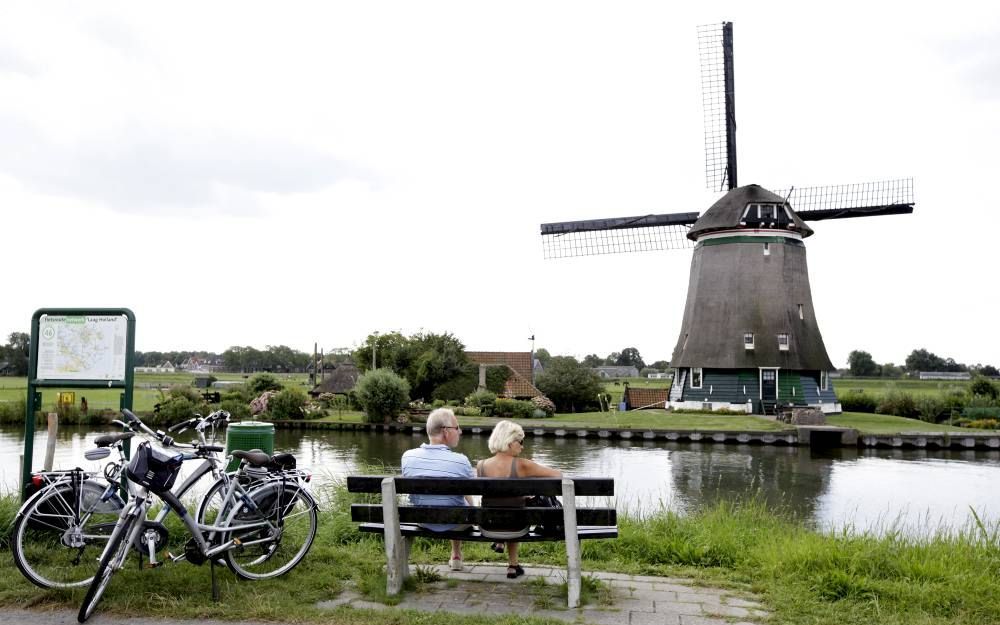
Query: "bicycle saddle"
232 449 271 467
94 432 135 447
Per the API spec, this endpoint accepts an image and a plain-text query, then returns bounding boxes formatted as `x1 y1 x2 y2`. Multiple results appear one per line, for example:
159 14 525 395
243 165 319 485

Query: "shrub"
0 399 26 424
247 373 283 395
530 396 556 417
965 418 1000 430
355 369 410 424
431 368 478 403
838 390 877 413
452 406 480 417
876 390 918 419
431 399 446 408
156 396 208 424
465 390 497 416
970 377 999 400
219 398 250 420
535 357 603 413
485 367 511 395
494 398 536 419
269 387 309 420
915 395 947 423
168 385 202 403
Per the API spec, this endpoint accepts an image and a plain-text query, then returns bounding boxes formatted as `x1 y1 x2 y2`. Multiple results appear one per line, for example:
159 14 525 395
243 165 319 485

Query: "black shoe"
506 564 524 579
490 542 505 554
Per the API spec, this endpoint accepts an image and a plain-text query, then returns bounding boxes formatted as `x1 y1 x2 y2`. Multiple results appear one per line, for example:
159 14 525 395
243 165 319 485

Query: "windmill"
540 22 914 416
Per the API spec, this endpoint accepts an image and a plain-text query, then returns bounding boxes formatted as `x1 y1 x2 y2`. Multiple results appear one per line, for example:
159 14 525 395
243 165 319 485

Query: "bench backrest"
347 476 614 497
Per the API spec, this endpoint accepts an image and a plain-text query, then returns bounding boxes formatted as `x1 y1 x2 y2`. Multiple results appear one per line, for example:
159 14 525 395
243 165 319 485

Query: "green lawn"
0 372 312 413
828 412 984 434
833 376 970 398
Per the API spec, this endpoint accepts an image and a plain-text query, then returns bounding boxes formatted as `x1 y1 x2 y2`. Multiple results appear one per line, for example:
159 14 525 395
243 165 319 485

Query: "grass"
833 377 971 398
0 484 997 625
0 373 311 413
828 412 975 434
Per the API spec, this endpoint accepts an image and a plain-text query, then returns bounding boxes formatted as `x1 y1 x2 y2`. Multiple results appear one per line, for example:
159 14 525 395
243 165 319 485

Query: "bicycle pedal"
144 561 163 569
232 538 241 546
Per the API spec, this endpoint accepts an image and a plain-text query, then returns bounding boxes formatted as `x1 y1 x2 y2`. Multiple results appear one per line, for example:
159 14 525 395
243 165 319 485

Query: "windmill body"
668 184 838 414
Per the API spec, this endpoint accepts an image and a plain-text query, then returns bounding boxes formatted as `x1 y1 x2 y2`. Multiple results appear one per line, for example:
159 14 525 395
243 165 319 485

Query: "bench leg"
382 478 406 595
562 478 581 609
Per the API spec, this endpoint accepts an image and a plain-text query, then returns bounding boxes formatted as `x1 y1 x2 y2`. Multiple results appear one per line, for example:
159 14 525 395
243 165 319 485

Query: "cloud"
0 45 40 77
0 113 377 216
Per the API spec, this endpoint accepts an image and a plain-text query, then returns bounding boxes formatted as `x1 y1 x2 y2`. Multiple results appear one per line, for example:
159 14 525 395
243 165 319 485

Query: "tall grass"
0 483 997 625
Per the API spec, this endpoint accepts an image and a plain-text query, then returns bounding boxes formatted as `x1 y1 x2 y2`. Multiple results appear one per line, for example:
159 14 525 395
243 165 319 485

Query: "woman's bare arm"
517 458 562 478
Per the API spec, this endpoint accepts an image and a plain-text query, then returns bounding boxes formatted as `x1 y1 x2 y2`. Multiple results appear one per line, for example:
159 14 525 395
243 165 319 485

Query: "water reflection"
3 425 999 536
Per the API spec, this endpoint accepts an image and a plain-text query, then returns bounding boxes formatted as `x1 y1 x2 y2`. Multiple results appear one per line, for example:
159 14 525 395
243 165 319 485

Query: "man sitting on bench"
401 408 475 571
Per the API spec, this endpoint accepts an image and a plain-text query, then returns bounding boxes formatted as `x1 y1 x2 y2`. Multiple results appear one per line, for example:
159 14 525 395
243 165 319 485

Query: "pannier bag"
126 442 183 493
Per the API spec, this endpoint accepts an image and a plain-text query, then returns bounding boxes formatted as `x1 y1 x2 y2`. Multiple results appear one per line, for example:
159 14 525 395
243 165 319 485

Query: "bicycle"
12 409 235 589
77 410 317 623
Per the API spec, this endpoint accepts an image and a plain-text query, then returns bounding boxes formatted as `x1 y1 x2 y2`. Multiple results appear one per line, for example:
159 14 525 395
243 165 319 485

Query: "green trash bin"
225 421 275 471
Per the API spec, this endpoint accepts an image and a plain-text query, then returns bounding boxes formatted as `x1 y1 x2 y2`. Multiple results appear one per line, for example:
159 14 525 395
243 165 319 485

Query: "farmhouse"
593 366 639 379
465 351 543 399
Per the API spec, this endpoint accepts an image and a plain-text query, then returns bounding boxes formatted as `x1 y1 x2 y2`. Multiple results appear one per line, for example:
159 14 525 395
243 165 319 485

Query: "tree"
847 350 878 377
582 354 604 368
604 352 620 366
616 347 645 370
355 368 410 424
905 348 946 373
0 332 30 376
650 360 670 371
974 364 1000 377
534 348 552 369
970 376 999 400
353 331 411 374
535 356 603 413
879 363 904 378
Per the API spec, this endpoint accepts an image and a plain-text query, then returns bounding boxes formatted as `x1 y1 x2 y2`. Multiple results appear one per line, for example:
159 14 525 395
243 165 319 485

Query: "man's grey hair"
488 420 524 454
426 407 456 437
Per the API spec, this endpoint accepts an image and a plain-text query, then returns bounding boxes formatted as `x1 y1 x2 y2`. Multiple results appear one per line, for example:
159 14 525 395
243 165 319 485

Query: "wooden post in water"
43 413 58 471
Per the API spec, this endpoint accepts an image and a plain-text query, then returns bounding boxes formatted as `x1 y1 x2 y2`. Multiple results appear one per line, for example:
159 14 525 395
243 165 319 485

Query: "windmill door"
760 369 778 401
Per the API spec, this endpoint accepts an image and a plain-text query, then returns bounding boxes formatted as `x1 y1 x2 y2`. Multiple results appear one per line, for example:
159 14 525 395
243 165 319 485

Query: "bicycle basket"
126 442 183 493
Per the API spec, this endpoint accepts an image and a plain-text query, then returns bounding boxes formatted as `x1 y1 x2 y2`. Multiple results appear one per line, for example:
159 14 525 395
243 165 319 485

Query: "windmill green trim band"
696 236 804 248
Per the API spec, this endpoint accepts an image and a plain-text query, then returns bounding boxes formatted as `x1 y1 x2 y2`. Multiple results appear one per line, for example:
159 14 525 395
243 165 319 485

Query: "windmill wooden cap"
687 184 814 240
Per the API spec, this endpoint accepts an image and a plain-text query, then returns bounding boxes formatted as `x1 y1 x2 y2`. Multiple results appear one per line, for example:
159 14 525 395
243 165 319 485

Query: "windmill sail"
775 179 914 221
698 22 737 192
540 212 697 259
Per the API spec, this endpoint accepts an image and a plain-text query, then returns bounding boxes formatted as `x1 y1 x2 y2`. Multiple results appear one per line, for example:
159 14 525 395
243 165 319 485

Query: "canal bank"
271 419 1000 450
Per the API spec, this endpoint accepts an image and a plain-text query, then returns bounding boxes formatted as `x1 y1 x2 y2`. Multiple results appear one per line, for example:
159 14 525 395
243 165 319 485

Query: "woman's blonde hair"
488 420 524 454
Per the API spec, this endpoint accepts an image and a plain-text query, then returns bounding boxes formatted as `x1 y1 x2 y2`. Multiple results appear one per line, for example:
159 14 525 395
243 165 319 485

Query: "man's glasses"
441 426 461 431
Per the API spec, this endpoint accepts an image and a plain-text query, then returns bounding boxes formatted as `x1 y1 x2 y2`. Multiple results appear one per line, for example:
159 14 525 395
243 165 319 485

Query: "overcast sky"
1 2 997 368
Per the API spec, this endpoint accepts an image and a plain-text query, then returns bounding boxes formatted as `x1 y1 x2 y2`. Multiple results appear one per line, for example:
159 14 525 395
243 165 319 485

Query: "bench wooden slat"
351 503 616 526
347 475 614 497
358 522 619 541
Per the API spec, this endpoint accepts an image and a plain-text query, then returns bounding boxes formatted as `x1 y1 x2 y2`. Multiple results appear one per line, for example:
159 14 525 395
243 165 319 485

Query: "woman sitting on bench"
477 420 561 579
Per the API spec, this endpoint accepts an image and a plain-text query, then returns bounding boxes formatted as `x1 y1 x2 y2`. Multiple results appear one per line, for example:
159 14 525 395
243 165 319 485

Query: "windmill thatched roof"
687 184 813 240
309 362 360 396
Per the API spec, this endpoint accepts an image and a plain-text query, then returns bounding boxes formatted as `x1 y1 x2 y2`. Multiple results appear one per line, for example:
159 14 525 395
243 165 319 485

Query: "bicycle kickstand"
211 558 220 602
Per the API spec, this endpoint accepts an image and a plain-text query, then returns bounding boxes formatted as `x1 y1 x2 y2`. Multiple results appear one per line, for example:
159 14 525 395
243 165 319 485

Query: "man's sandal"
506 564 525 579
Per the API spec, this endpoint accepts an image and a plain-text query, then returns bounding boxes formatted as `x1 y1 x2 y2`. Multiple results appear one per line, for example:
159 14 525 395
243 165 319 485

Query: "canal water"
3 425 998 537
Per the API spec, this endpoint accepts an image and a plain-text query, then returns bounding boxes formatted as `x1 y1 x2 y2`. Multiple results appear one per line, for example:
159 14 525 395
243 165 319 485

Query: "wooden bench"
347 475 617 608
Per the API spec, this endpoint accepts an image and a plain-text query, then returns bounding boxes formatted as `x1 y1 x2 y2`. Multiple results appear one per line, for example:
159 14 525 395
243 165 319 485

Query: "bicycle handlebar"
120 409 228 453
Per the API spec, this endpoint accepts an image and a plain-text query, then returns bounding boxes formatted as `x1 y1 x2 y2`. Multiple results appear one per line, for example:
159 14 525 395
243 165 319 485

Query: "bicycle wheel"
223 482 317 580
77 505 141 623
12 481 123 589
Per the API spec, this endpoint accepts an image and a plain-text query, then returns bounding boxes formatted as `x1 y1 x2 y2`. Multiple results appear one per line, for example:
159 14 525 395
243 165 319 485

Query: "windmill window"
744 332 754 349
759 204 776 221
777 333 790 351
763 242 770 256
691 368 703 389
821 370 829 391
683 333 689 350
798 304 804 320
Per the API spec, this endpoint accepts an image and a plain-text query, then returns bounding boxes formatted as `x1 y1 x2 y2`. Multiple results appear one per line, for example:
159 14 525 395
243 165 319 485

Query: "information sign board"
36 315 128 381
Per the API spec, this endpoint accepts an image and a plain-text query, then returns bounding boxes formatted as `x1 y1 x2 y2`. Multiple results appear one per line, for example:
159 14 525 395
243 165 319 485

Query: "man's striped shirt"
401 443 474 531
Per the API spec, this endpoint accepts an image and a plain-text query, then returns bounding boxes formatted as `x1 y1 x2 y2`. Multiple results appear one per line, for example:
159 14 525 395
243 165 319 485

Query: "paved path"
319 564 770 624
0 565 768 625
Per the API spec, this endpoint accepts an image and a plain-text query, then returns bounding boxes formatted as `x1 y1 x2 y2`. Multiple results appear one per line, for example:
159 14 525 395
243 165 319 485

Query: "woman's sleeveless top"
477 457 529 537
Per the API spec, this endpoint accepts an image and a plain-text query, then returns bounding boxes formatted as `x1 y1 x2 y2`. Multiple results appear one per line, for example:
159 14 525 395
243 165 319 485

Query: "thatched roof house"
309 362 360 397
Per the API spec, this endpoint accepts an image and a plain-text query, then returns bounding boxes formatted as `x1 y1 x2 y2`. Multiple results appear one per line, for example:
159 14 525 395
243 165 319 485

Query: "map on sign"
37 315 128 381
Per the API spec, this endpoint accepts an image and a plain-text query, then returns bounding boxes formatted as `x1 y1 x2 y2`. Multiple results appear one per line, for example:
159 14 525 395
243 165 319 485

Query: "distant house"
309 362 361 397
647 372 672 379
918 371 971 381
593 366 639 379
134 361 177 374
0 361 12 376
465 351 543 399
623 387 669 410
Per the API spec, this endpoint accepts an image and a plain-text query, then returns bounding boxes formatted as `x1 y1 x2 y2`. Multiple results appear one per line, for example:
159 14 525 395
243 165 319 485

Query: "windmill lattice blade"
774 179 914 219
541 224 695 259
698 22 736 192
